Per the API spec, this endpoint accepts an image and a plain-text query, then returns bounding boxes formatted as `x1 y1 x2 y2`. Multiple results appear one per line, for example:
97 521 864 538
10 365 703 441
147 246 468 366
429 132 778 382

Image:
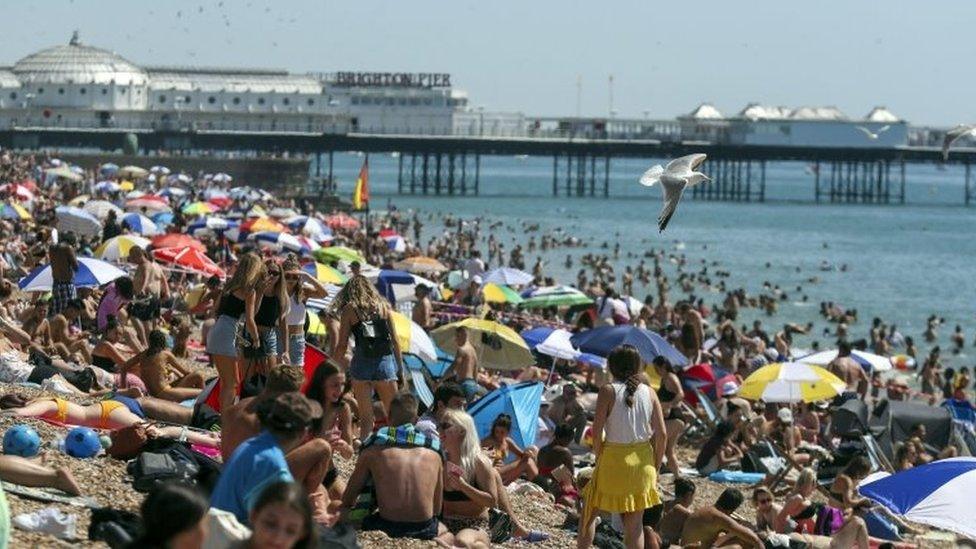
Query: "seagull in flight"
855 125 890 140
942 124 976 161
638 153 710 232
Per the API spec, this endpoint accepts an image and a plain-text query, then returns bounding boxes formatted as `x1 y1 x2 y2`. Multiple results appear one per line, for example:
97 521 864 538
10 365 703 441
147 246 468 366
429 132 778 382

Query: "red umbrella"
378 228 399 239
15 179 38 192
151 233 206 252
0 184 35 201
152 247 224 278
325 213 360 230
207 196 233 210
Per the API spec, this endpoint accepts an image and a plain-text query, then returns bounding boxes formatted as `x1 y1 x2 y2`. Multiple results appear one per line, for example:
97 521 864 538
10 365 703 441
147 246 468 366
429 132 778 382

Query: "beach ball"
3 425 40 457
64 427 101 458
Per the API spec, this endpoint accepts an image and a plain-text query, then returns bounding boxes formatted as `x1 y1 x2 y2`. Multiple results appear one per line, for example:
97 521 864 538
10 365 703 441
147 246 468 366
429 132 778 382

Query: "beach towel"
1 482 97 508
707 470 766 485
347 424 443 522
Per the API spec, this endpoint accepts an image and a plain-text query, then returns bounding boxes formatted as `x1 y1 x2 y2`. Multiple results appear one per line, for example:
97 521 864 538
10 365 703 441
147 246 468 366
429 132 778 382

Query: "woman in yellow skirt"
578 345 667 549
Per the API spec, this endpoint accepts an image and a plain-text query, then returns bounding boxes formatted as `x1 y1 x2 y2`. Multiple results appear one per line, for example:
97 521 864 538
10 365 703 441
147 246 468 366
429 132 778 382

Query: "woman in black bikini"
305 362 355 514
653 356 686 477
775 467 820 534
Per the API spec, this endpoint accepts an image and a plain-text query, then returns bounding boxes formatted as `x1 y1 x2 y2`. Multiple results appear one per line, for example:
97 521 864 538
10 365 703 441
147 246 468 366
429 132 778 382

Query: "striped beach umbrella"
0 202 31 221
431 318 534 372
95 235 150 261
484 267 534 286
520 285 592 308
187 217 238 237
151 233 206 252
54 206 101 238
482 283 524 305
738 362 846 403
126 196 171 213
83 199 123 221
391 311 437 365
19 257 126 292
520 327 581 361
301 262 348 285
797 349 893 372
860 457 976 539
120 212 160 236
182 201 216 216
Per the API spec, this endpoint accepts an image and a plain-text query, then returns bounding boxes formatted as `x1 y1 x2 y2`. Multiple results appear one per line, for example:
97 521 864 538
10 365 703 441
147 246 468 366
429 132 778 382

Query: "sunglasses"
439 422 453 431
757 498 772 504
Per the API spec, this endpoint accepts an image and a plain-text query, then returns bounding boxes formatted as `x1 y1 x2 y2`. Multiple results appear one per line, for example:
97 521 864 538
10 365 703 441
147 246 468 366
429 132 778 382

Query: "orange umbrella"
151 233 206 252
240 217 288 234
326 212 360 230
152 247 225 278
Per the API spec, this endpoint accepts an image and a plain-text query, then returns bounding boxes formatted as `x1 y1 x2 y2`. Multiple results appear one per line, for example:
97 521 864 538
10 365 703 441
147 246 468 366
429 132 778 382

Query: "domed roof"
864 106 899 123
12 32 147 86
685 102 724 120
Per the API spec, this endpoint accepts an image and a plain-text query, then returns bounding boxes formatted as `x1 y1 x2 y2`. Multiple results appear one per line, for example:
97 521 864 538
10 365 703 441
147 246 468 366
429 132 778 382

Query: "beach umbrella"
83 200 123 221
151 211 175 226
229 186 270 201
284 215 331 239
314 246 364 264
431 318 535 372
94 235 150 261
240 217 288 234
149 165 171 175
125 190 146 199
54 206 101 238
325 212 360 230
152 247 224 278
390 311 437 365
174 173 193 184
482 283 524 305
182 201 216 216
93 180 120 194
468 381 544 449
738 362 846 403
47 165 83 181
520 327 581 361
246 205 267 218
212 172 233 183
67 194 89 206
0 202 31 221
118 165 148 179
571 325 688 367
119 180 135 191
484 267 534 286
373 270 416 305
99 163 119 175
187 217 238 237
860 457 976 539
159 187 188 198
393 256 448 275
207 196 233 211
249 232 318 255
151 233 206 252
521 285 592 309
120 212 160 236
269 207 298 219
301 262 348 285
126 196 171 213
385 235 407 253
19 257 126 292
796 349 893 373
0 183 35 201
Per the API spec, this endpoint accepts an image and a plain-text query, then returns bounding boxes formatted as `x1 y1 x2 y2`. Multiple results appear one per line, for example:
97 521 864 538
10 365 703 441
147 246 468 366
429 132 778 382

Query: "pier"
3 128 976 204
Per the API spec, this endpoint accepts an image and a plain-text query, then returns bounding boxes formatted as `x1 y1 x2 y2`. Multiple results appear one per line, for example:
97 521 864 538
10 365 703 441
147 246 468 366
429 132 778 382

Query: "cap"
471 274 483 285
258 392 323 432
721 381 739 396
777 408 794 424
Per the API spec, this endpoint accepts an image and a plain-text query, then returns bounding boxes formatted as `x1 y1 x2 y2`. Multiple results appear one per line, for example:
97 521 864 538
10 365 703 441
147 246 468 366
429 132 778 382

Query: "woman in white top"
578 344 666 549
280 255 329 368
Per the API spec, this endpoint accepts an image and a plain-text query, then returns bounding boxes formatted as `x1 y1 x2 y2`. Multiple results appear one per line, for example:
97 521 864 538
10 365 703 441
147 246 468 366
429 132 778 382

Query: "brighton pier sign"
332 72 451 88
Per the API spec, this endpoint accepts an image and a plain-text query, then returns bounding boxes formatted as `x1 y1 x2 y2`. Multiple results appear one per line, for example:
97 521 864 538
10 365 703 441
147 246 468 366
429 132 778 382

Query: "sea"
315 153 976 367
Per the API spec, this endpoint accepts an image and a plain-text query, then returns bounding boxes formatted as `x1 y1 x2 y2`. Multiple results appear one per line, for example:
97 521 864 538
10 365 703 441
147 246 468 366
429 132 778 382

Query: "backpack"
88 507 141 548
127 451 198 493
141 438 222 495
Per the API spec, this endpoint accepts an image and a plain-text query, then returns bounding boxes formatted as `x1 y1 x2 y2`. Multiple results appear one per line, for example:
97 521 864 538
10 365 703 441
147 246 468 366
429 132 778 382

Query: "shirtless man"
136 330 204 402
680 488 762 549
828 342 868 399
648 477 696 548
447 327 483 402
547 383 587 442
676 301 704 349
47 299 92 363
221 365 334 522
341 393 452 544
48 239 77 318
411 285 433 329
128 247 169 344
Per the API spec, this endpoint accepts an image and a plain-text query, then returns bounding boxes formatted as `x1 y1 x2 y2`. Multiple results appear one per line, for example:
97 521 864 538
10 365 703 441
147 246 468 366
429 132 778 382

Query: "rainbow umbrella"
301 262 348 284
182 201 216 216
95 235 151 261
739 362 846 403
431 318 534 371
482 283 524 305
0 202 31 221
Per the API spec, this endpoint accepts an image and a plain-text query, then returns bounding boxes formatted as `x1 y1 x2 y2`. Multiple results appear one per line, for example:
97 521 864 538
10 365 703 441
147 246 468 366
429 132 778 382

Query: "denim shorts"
288 333 305 367
258 328 278 357
206 315 239 358
349 353 398 382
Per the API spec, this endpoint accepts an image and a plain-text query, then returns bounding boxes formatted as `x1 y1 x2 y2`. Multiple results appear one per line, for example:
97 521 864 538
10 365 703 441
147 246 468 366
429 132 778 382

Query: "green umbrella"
521 287 593 309
313 246 364 264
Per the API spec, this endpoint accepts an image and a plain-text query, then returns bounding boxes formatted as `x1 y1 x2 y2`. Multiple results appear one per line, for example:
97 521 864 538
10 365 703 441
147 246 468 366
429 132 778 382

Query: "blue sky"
1 1 971 125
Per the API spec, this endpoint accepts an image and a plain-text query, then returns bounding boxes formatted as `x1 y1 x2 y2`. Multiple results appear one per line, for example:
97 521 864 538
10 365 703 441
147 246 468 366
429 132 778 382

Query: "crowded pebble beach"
0 149 971 549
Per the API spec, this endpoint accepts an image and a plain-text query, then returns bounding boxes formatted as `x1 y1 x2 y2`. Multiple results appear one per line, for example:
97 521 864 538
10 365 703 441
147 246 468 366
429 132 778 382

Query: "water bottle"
52 436 66 453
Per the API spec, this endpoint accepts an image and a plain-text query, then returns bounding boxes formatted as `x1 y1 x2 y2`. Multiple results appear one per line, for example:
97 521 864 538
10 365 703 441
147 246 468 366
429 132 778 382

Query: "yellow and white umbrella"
739 362 846 403
431 317 534 371
95 234 151 262
391 311 437 364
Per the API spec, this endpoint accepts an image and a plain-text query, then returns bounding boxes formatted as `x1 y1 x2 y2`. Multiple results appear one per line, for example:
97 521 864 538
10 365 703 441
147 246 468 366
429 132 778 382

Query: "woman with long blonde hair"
333 274 402 437
206 252 265 412
281 255 329 368
439 408 496 546
251 258 290 371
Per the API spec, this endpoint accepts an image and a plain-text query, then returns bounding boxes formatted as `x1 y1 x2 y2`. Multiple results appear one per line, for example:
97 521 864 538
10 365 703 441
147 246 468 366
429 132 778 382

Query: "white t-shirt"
604 382 653 444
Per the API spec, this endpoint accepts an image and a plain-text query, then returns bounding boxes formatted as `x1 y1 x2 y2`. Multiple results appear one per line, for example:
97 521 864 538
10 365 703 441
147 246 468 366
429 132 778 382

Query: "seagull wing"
639 165 665 187
854 126 875 138
657 175 688 232
877 125 891 134
942 125 976 161
665 153 707 175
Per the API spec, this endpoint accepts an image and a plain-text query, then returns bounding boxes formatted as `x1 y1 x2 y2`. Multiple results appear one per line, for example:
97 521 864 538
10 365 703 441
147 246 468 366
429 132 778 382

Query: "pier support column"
397 152 403 194
590 155 596 196
576 154 585 196
327 150 334 194
899 160 906 204
814 161 821 202
422 153 430 195
746 161 753 201
474 154 480 196
604 155 611 197
759 160 766 202
461 153 467 195
552 155 559 196
565 154 573 196
410 153 417 194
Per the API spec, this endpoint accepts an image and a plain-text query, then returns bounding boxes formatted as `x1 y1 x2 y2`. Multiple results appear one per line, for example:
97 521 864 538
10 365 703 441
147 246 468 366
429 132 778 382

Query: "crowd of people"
0 149 971 548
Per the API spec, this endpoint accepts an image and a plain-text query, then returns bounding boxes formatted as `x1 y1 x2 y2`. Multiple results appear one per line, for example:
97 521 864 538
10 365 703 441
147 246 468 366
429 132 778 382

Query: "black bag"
89 507 141 548
592 520 625 549
142 438 222 495
127 451 198 493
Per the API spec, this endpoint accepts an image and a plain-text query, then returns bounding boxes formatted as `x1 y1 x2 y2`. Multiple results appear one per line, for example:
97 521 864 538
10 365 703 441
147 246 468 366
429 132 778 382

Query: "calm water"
316 153 976 363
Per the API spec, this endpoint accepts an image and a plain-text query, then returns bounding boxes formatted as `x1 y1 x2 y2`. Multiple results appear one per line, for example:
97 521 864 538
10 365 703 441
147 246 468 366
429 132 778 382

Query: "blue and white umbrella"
860 457 976 539
19 257 127 292
484 267 534 286
93 180 120 193
571 325 688 367
212 172 233 183
285 216 332 240
249 231 309 254
520 327 581 361
151 211 175 226
83 199 123 221
55 206 101 238
121 212 160 236
159 186 188 198
187 217 238 237
149 165 170 175
99 163 119 175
